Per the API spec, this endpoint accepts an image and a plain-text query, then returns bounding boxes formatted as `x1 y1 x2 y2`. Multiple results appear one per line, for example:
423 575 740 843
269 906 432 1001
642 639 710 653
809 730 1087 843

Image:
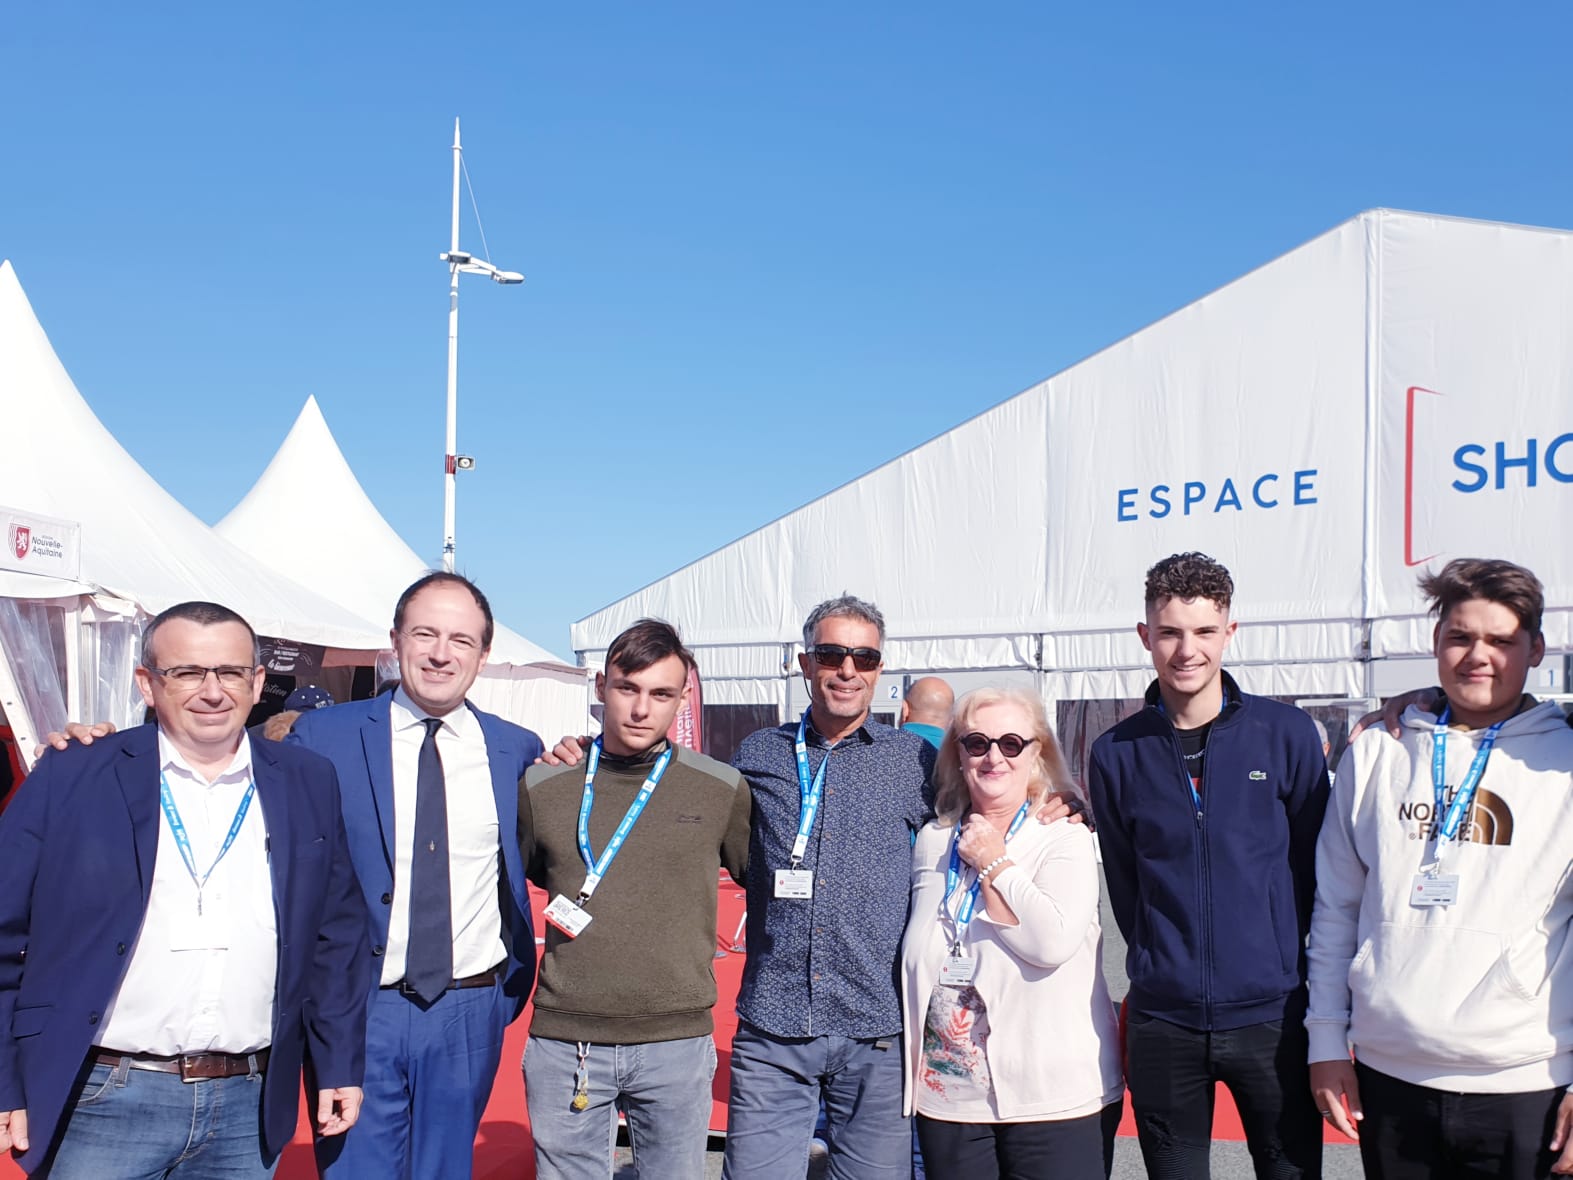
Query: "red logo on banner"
667 664 704 752
10 526 30 561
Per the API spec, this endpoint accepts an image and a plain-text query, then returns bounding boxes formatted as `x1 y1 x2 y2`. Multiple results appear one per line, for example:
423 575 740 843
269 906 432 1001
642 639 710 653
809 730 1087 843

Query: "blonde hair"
932 687 1077 826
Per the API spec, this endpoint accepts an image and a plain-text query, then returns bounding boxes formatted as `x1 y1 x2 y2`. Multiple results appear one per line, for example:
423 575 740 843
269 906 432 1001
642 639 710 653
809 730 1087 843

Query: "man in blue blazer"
0 601 371 1176
289 573 545 1180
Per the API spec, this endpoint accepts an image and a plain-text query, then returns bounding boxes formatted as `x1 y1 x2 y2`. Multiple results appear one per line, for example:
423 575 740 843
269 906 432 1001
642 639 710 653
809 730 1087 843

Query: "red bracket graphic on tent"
1404 385 1441 567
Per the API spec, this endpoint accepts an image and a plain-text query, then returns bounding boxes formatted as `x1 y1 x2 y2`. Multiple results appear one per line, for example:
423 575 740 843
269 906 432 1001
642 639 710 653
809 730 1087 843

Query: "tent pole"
0 633 38 774
442 118 462 573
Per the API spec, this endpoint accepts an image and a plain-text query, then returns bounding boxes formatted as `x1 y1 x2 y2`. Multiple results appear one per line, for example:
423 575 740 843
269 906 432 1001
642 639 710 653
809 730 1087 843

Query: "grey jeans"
524 1033 717 1180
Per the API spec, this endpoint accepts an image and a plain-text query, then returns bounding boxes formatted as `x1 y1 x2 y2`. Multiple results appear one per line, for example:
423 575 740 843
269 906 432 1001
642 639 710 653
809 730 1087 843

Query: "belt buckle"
178 1054 203 1084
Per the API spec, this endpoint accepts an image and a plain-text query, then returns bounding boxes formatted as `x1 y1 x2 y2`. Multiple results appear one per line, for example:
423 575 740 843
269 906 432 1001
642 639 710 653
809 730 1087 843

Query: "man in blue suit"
0 601 371 1177
290 573 545 1180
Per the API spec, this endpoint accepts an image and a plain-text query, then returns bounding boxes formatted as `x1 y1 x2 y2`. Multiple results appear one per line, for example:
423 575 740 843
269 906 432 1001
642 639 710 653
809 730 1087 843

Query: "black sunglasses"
807 644 883 672
958 732 1036 758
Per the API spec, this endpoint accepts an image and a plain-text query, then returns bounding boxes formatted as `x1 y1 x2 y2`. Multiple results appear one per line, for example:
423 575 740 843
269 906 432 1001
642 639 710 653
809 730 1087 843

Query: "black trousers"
1124 1013 1323 1179
1355 1060 1568 1179
914 1100 1122 1180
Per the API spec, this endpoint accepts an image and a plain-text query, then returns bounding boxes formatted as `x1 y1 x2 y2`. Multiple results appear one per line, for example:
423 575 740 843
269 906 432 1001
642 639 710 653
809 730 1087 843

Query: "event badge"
939 954 976 987
545 894 594 938
1410 874 1459 908
169 903 230 951
775 868 814 899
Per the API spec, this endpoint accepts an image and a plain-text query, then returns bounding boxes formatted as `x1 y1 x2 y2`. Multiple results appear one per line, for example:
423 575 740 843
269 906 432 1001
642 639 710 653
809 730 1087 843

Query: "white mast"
437 119 523 573
442 118 462 572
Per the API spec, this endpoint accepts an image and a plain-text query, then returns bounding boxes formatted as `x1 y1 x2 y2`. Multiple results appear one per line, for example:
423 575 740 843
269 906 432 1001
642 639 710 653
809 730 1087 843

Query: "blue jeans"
40 1057 273 1180
524 1034 717 1180
316 981 511 1180
723 1021 910 1180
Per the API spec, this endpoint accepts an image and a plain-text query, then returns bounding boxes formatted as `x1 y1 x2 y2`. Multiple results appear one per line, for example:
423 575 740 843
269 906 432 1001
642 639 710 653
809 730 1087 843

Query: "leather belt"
382 965 501 999
93 1048 269 1081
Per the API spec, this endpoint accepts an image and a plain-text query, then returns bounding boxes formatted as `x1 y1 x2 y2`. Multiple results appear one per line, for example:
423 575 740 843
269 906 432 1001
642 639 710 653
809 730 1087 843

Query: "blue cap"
284 685 335 712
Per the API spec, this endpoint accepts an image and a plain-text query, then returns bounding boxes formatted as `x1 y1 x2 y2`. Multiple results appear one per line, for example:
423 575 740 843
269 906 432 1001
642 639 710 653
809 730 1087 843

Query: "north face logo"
1398 786 1513 846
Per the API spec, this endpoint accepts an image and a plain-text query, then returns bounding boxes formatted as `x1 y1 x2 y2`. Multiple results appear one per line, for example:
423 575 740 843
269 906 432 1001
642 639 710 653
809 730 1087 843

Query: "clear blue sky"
4 2 1570 659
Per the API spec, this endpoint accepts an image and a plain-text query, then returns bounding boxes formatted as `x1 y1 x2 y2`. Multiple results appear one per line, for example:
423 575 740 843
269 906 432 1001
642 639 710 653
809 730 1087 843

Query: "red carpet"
1 878 1341 1178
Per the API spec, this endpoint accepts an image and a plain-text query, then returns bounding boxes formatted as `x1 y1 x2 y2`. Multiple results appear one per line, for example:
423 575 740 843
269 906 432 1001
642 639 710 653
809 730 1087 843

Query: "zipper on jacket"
1165 720 1212 1026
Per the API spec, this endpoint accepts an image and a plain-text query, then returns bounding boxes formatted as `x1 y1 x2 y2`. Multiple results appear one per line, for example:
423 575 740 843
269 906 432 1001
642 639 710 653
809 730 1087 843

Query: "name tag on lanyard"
938 954 976 987
774 869 814 899
1410 874 1460 908
558 740 673 937
544 894 594 938
1413 709 1502 910
170 904 231 951
779 711 828 900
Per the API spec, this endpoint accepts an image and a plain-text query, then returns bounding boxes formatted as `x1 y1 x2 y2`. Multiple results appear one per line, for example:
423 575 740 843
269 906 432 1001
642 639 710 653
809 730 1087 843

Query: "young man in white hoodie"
1307 557 1573 1178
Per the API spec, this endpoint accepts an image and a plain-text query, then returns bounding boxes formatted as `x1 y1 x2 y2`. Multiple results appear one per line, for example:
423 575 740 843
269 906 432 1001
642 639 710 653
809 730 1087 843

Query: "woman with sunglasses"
900 687 1123 1178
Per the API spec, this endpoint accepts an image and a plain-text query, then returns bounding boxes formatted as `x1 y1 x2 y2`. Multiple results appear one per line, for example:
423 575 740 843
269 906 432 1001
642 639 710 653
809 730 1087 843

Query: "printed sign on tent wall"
0 505 81 581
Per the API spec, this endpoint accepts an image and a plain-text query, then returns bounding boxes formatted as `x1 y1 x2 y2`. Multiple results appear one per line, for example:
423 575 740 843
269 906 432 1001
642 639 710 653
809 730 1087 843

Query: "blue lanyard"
942 799 1031 950
790 710 830 867
1429 706 1504 867
1156 695 1225 810
158 772 257 916
576 738 673 902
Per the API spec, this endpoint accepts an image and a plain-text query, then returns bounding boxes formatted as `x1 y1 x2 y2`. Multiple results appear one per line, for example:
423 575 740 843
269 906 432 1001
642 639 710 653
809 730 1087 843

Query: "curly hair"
1144 552 1234 610
1420 558 1544 638
932 687 1079 826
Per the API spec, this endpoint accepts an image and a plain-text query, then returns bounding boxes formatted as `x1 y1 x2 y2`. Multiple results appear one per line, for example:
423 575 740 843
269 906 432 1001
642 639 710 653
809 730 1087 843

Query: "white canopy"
215 396 588 736
573 210 1573 718
0 261 388 648
0 260 398 762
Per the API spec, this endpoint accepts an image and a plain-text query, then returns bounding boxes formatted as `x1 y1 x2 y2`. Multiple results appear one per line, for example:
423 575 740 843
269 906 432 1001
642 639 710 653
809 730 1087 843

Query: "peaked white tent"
0 260 391 764
215 396 588 737
572 210 1573 750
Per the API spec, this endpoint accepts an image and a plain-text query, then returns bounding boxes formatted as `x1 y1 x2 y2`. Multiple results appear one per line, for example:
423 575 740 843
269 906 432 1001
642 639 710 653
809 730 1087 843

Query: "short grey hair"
801 595 886 650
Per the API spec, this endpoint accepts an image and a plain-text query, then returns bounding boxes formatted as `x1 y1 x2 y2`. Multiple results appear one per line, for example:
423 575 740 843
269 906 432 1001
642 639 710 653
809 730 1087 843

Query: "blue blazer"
0 726 372 1172
287 696 543 1014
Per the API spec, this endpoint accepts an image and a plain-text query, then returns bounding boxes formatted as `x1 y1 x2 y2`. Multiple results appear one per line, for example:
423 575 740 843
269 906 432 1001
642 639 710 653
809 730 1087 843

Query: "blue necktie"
405 717 453 1003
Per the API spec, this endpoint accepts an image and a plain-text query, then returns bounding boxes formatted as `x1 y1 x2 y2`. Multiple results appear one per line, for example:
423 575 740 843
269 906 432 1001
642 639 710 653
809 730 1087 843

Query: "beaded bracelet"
977 855 1010 882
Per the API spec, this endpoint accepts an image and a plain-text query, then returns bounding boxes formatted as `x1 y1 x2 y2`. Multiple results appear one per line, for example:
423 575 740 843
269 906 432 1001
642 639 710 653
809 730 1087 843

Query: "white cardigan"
900 816 1123 1120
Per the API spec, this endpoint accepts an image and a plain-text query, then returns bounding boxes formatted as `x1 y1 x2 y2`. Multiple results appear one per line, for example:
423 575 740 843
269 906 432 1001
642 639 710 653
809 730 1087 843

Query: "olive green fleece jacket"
520 744 751 1043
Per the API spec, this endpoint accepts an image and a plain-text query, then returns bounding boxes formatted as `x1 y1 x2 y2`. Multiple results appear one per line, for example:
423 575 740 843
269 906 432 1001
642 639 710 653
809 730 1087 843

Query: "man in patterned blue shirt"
722 595 936 1179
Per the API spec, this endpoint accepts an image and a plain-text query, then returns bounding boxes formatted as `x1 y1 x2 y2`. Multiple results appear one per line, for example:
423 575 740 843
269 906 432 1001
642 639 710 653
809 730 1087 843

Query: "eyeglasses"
807 644 882 672
149 665 256 691
957 732 1036 758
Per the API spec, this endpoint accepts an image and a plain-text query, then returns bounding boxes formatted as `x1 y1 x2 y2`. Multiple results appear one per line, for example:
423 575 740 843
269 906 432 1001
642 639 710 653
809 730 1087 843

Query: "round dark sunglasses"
808 644 882 672
957 732 1036 758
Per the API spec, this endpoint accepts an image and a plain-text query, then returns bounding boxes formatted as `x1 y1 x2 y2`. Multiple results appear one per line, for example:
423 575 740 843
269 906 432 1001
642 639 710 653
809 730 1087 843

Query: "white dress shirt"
98 731 277 1055
382 688 506 986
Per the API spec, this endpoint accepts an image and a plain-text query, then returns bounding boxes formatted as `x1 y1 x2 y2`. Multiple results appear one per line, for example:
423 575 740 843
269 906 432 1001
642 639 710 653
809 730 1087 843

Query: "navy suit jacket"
287 696 543 1015
0 725 372 1172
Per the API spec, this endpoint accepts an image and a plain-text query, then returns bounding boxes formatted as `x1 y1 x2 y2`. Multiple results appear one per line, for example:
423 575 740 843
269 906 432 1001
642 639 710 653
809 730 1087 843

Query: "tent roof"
571 208 1573 666
215 396 572 669
0 261 388 648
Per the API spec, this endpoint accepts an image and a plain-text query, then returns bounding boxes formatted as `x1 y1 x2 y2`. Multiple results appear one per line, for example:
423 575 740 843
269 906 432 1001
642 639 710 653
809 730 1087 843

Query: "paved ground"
616 1137 1365 1178
612 876 1367 1177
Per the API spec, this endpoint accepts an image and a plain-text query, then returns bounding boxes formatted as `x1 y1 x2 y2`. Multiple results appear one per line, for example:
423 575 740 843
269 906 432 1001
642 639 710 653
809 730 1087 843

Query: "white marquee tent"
573 210 1573 750
215 396 589 738
0 260 391 766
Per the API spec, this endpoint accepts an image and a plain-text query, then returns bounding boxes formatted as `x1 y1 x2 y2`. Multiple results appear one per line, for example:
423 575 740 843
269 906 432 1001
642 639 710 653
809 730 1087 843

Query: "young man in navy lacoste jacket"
1088 553 1330 1179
